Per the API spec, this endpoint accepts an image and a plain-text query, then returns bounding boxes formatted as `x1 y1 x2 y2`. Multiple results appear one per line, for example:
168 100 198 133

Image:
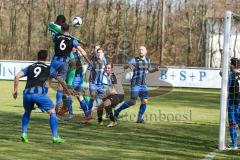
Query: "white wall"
206 19 240 68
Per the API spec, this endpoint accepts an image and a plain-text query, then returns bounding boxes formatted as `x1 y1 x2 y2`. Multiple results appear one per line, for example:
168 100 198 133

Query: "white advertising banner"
158 68 221 89
0 60 50 80
0 61 32 80
0 60 222 88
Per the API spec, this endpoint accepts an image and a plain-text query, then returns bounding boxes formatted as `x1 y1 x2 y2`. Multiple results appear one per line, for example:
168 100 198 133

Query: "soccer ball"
72 17 82 27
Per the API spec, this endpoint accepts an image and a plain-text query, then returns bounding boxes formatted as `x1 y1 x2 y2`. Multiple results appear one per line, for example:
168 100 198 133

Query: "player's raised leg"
114 88 137 119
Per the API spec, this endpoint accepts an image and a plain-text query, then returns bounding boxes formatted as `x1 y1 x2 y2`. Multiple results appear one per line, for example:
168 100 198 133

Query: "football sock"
230 126 238 147
22 111 30 134
137 104 147 122
88 99 94 115
56 90 63 106
80 100 88 117
115 101 134 115
49 113 59 138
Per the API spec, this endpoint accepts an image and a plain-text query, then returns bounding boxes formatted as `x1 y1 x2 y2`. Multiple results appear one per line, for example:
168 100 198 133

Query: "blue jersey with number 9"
22 62 50 94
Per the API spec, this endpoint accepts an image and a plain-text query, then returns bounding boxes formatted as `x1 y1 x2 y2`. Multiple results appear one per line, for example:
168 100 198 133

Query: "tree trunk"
186 12 192 66
80 0 89 45
43 0 52 37
156 0 160 64
92 0 98 45
160 0 166 65
145 0 151 46
27 0 34 57
115 1 122 56
185 0 192 66
150 3 157 50
133 0 141 55
199 0 206 67
103 0 113 44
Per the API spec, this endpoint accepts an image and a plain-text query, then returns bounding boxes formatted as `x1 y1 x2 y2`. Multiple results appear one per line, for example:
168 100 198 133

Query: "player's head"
105 62 113 74
230 57 240 70
61 23 69 32
37 50 48 61
95 45 101 51
139 46 147 57
55 15 66 25
97 48 104 59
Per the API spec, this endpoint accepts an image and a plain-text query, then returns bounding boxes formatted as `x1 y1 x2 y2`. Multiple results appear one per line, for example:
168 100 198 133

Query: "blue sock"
238 108 240 125
65 96 73 115
49 113 59 138
44 87 49 94
88 99 94 115
115 101 134 115
56 90 63 106
230 127 238 147
69 106 73 115
22 112 30 134
137 104 147 122
80 100 88 117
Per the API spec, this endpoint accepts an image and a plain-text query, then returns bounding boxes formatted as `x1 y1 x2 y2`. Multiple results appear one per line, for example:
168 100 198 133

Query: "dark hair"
55 15 66 25
61 23 69 32
97 48 103 53
106 62 113 68
231 57 240 68
38 50 48 61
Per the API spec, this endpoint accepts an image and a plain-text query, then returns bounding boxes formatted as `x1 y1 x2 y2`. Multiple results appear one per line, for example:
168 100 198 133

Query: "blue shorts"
23 94 54 112
73 75 84 92
50 56 69 80
228 104 240 126
89 83 105 95
131 85 148 100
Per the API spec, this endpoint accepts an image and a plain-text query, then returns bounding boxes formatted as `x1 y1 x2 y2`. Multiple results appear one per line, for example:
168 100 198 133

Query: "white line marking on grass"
203 149 219 160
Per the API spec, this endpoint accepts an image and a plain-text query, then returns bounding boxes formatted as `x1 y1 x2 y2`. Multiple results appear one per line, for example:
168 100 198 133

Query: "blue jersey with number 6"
50 33 79 79
54 33 79 57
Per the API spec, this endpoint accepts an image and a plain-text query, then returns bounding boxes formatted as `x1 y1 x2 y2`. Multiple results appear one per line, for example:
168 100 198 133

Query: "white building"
205 9 240 68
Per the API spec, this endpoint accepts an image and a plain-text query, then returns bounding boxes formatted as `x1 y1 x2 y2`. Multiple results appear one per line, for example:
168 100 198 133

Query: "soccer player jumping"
50 23 88 115
13 50 64 143
114 46 159 123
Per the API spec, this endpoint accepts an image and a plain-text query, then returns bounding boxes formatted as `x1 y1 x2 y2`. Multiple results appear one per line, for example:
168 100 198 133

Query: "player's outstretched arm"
56 77 72 96
124 63 135 71
149 66 159 73
13 71 25 99
76 45 87 56
76 45 91 65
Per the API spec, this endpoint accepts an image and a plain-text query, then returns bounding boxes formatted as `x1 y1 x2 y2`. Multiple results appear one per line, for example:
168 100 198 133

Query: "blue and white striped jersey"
130 56 151 86
89 56 107 85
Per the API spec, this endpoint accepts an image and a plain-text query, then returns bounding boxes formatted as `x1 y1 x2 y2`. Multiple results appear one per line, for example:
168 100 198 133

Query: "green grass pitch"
0 80 239 160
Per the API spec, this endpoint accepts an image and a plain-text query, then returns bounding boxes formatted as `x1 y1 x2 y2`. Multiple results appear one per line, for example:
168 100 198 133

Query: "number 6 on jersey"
60 40 66 51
